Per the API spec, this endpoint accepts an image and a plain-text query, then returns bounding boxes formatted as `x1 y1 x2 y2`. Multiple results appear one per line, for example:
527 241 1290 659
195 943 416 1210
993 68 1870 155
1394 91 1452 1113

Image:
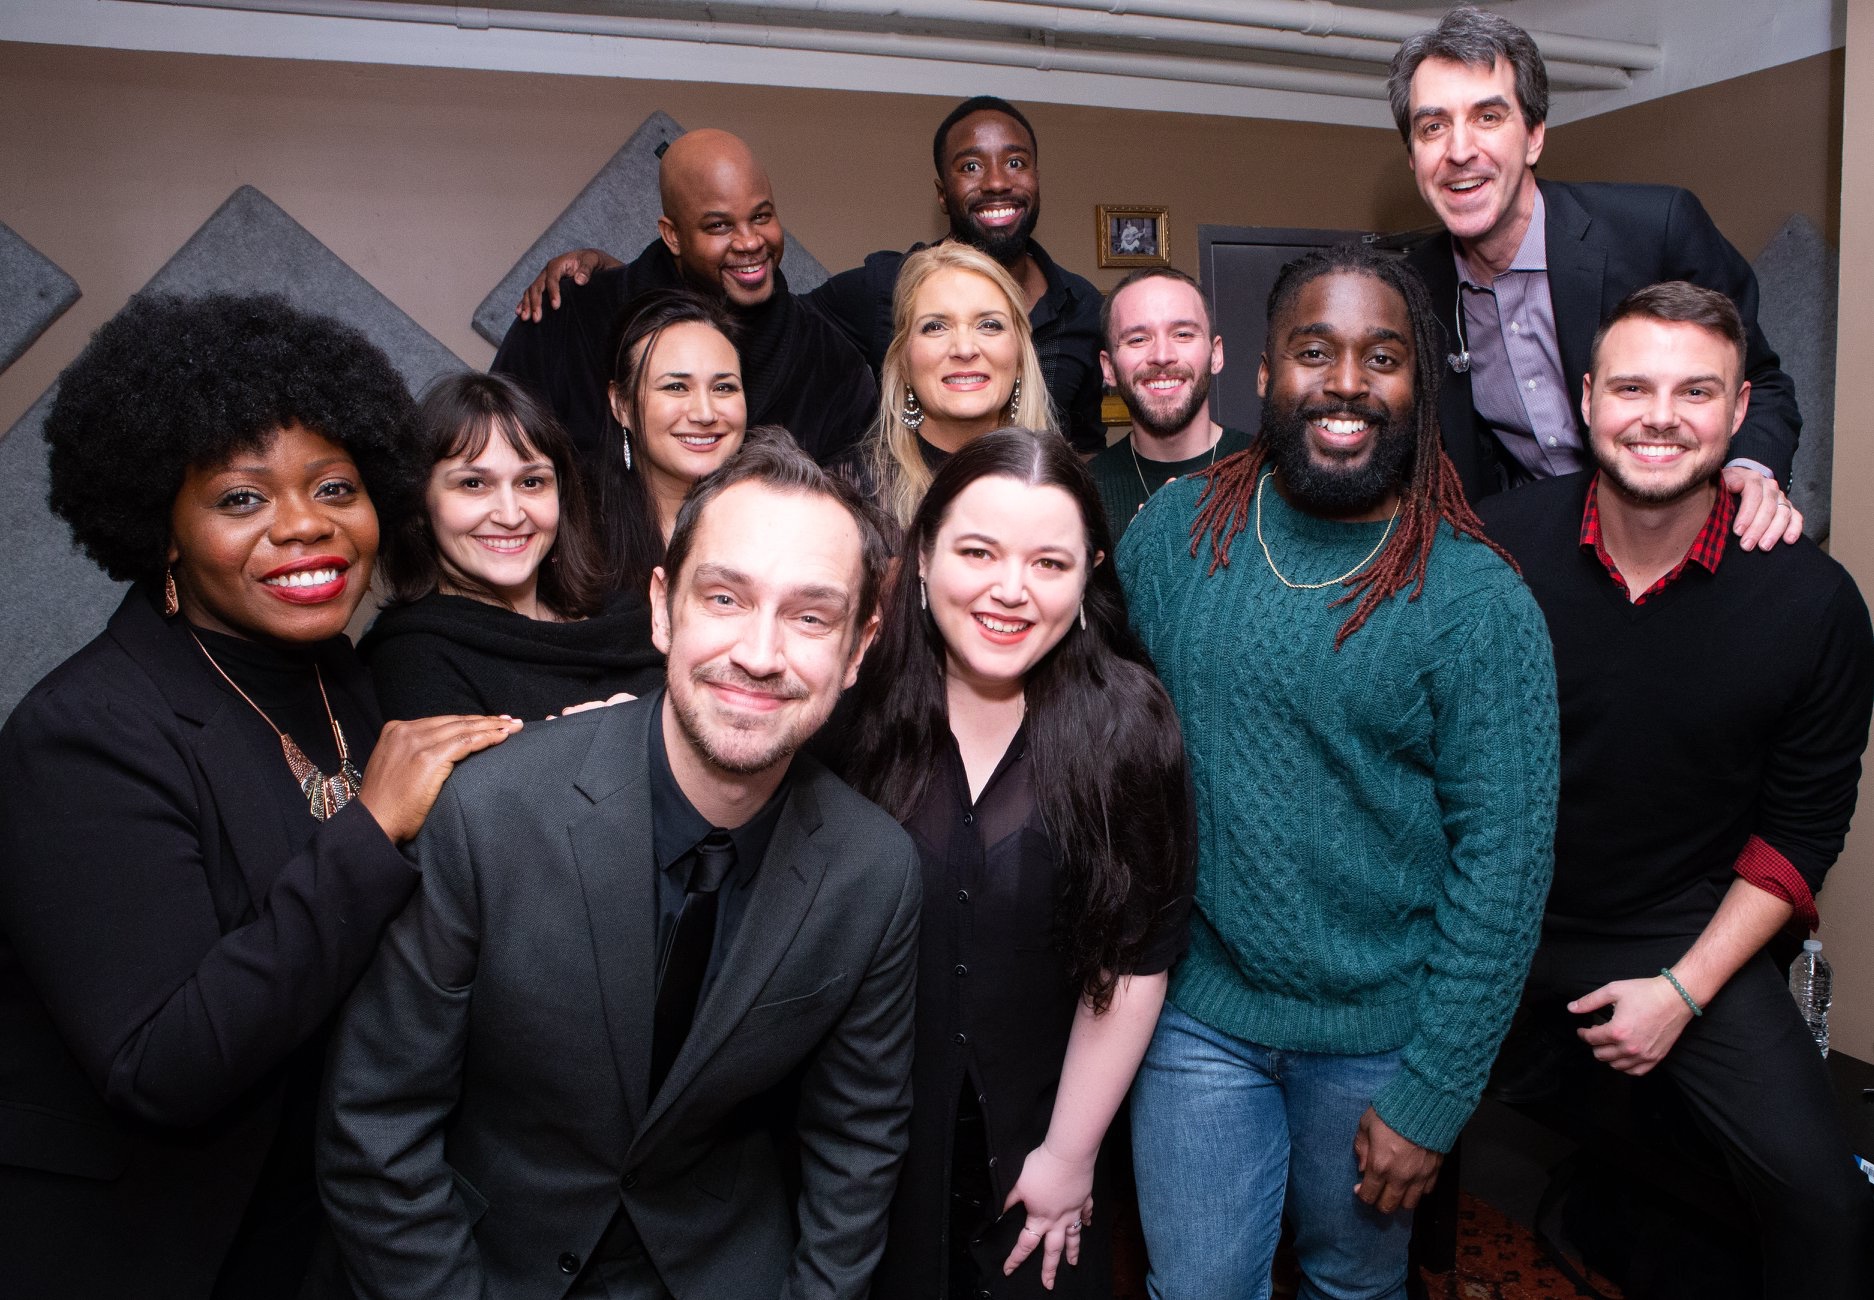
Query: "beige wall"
1826 7 1874 1058
1543 50 1844 259
0 40 1431 434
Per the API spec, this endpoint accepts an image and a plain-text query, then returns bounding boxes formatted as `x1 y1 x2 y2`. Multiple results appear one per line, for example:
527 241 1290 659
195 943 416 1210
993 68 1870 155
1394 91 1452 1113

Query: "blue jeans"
1130 1003 1414 1300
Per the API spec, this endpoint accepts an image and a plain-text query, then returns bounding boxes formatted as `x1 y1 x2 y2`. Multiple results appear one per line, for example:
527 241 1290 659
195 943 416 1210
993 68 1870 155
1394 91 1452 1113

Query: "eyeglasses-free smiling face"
167 420 379 643
937 109 1041 264
906 267 1021 446
424 424 559 613
1405 55 1545 258
652 480 875 780
619 320 748 500
1585 316 1747 508
920 474 1097 699
1100 275 1224 440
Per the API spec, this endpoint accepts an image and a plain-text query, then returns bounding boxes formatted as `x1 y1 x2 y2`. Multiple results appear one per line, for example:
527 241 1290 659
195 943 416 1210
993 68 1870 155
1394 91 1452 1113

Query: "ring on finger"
1020 1226 1042 1237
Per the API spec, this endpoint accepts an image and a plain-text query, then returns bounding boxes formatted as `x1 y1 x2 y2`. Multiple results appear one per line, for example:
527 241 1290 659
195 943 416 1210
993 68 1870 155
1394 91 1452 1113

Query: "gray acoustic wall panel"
471 111 831 347
0 221 80 375
0 185 464 722
1753 214 1838 542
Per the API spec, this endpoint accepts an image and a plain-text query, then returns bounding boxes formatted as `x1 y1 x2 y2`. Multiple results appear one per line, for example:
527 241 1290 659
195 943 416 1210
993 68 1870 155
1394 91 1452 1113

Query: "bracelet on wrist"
1659 967 1704 1017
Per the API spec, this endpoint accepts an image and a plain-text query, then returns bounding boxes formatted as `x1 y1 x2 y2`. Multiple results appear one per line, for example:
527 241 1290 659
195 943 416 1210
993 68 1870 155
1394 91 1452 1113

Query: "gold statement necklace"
191 633 362 820
1253 471 1399 591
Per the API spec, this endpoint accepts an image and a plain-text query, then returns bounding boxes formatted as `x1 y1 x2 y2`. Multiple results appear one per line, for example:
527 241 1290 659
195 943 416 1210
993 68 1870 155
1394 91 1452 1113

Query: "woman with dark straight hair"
362 371 662 721
846 427 1192 1299
597 287 748 600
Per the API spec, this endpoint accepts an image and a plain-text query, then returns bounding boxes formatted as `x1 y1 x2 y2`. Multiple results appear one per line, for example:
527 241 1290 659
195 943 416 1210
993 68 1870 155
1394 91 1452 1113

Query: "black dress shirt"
645 691 789 995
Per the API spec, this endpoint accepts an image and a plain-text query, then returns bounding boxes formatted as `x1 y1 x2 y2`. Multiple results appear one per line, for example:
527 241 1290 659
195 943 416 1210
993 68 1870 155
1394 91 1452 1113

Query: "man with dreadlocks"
1117 244 1558 1297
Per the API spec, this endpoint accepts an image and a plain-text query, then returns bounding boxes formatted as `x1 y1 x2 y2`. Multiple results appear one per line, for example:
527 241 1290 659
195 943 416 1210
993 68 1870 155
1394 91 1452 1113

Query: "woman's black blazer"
0 584 417 1296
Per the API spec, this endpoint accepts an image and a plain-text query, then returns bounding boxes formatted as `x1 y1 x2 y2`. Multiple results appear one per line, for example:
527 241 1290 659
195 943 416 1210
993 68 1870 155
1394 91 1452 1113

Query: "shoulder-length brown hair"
378 371 611 618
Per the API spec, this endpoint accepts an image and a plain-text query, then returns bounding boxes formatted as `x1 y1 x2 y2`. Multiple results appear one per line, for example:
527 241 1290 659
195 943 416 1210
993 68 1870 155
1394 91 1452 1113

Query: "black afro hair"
43 292 415 584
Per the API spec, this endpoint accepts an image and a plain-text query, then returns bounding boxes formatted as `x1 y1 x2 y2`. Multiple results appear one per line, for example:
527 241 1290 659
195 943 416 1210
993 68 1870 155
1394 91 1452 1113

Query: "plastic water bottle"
1789 938 1832 1058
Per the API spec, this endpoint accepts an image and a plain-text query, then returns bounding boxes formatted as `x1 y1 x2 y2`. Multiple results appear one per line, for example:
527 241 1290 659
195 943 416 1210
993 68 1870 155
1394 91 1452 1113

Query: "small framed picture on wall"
1096 205 1170 268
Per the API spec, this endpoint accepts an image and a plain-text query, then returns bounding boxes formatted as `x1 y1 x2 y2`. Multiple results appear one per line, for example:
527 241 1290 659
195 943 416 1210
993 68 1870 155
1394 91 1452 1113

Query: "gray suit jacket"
316 696 920 1299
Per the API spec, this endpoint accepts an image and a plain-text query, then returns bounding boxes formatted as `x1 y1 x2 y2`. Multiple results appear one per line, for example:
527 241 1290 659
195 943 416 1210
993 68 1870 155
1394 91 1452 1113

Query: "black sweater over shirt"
491 239 878 470
359 589 665 722
1477 473 1874 934
805 239 1107 452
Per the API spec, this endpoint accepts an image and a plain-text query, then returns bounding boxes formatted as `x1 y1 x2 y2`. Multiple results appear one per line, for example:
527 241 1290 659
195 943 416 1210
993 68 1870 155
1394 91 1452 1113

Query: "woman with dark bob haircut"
844 427 1193 1299
0 292 522 1297
362 371 663 720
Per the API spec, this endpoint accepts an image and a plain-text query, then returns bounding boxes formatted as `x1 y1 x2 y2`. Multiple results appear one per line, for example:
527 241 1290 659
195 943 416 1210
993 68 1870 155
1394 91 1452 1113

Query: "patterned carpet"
1110 1191 1624 1299
1418 1193 1624 1300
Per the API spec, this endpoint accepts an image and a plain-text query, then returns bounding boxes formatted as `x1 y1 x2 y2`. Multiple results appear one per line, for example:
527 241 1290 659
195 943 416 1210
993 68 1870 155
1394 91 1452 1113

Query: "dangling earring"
1078 600 1087 632
163 567 180 618
919 577 928 611
1007 376 1022 422
621 428 634 472
901 389 925 431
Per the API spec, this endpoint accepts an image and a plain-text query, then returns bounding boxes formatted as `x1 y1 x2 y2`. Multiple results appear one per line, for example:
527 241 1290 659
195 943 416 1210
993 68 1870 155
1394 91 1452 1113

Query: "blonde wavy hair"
863 242 1058 525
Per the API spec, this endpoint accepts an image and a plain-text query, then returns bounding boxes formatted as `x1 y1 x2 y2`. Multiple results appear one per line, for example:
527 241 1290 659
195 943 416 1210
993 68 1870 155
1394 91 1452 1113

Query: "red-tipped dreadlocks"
1187 245 1517 650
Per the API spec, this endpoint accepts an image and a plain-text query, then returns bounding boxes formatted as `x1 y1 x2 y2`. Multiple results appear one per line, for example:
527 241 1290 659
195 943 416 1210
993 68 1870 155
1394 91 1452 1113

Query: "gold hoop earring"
163 567 180 618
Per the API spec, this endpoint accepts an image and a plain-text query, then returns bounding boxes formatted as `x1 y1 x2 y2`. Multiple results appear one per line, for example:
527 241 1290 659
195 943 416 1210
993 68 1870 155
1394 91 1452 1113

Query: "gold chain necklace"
1253 472 1399 591
190 633 363 820
1131 425 1223 503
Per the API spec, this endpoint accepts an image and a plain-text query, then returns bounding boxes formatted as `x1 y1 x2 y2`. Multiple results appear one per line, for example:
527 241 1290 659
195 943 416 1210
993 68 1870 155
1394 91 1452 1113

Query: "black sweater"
491 239 877 470
1478 473 1874 930
359 590 665 722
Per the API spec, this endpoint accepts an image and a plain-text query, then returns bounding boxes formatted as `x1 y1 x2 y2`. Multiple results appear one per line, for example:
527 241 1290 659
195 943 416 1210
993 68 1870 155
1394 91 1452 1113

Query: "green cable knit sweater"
1118 476 1559 1152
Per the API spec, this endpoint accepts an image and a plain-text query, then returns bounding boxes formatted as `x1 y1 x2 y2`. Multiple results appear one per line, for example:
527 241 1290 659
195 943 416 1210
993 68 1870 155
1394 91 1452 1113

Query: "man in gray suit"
317 435 919 1299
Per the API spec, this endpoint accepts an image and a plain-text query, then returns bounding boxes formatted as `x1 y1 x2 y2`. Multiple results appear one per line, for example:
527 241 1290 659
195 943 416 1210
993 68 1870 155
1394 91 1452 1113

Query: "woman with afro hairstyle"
362 371 663 721
0 293 523 1297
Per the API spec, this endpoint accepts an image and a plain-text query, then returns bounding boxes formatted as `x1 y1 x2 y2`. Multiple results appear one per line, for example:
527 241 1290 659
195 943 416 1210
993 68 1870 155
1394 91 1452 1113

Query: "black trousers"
1524 911 1874 1300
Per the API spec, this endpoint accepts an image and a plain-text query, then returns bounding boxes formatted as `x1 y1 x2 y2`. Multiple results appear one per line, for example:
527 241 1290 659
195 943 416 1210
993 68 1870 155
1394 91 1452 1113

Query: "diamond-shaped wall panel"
472 111 830 348
0 221 80 375
0 186 465 721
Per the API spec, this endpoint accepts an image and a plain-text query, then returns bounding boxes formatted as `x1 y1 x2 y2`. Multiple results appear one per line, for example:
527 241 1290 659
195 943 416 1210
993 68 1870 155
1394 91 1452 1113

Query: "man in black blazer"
1391 6 1804 551
318 438 919 1299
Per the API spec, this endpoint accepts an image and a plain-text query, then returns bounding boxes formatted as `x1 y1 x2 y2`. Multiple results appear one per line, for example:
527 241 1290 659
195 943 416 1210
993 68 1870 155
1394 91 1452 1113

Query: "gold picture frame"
1095 205 1170 268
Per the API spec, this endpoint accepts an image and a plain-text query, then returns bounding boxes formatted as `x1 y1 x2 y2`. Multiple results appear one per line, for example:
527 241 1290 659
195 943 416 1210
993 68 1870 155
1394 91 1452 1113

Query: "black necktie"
650 829 736 1101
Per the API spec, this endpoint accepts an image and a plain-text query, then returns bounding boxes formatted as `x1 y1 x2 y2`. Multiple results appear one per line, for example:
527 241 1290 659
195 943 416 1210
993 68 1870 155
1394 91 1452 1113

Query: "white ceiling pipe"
782 0 1629 88
994 0 1662 70
134 0 1408 97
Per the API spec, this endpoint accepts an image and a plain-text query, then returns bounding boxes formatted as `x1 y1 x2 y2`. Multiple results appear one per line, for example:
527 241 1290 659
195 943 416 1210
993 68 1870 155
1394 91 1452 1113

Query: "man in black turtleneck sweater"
493 129 876 469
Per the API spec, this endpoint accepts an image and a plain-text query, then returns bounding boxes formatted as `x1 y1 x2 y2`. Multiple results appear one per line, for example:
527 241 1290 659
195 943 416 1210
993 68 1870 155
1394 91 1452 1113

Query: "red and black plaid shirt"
1579 472 1735 605
1577 472 1815 926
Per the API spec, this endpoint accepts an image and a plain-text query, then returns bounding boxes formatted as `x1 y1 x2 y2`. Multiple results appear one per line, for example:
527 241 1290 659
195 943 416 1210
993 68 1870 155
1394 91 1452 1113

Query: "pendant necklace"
190 633 363 820
1132 425 1223 503
1253 472 1399 591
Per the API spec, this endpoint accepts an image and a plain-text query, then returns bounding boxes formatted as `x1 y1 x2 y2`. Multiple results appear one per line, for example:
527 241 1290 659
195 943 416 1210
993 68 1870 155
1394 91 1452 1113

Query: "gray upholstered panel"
0 221 79 374
0 185 464 721
1753 214 1838 542
471 110 830 348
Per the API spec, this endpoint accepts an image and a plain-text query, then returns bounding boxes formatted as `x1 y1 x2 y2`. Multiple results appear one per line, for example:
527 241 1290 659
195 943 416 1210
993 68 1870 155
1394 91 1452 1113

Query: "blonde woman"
857 242 1060 526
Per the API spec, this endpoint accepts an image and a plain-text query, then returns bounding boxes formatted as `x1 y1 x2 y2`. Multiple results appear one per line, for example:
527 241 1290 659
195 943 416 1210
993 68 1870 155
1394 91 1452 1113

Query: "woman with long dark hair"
847 427 1191 1298
596 287 747 599
362 371 662 720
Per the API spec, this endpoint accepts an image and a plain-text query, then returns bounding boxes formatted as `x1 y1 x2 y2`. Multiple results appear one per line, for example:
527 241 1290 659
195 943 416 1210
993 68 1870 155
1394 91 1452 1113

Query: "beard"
1118 364 1214 441
949 196 1041 266
1596 443 1725 507
1261 396 1416 517
667 663 821 777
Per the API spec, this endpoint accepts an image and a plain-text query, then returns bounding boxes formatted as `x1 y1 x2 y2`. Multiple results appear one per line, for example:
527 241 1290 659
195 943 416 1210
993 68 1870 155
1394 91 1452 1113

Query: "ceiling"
4 0 1845 128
